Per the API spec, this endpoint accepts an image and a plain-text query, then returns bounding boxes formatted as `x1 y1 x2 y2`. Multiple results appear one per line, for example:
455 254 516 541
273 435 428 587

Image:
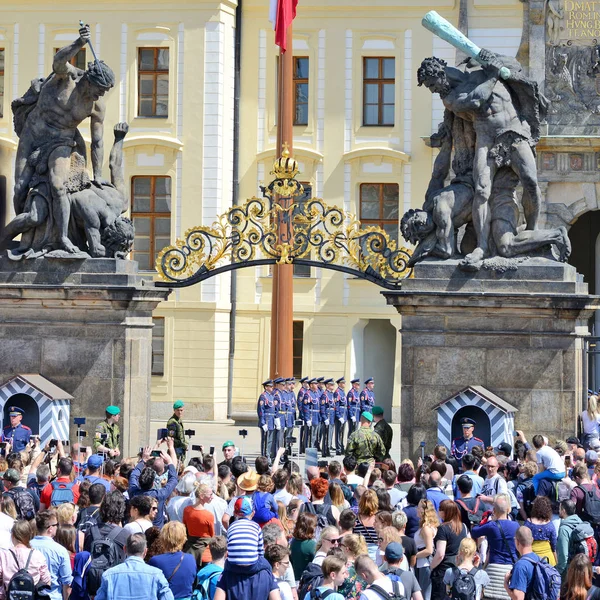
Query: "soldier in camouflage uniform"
167 399 188 459
93 405 121 457
345 411 386 464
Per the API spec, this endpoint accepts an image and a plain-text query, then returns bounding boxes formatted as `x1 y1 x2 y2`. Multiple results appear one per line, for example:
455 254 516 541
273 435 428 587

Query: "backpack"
450 567 477 600
50 481 75 506
568 521 598 563
6 549 35 600
5 489 35 521
252 491 277 525
192 571 221 600
518 480 535 518
311 589 336 600
85 525 123 596
521 556 561 600
455 498 484 527
301 503 331 539
298 562 324 600
367 580 406 600
77 508 100 538
578 484 600 525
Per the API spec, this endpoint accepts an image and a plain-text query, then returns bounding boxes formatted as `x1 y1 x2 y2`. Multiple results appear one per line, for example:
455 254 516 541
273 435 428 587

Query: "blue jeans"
532 470 565 493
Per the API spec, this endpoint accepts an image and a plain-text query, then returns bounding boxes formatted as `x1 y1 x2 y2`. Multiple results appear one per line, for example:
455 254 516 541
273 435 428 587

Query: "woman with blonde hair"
443 538 490 600
148 521 197 600
182 483 215 563
582 395 600 450
312 525 341 566
414 499 440 600
377 526 404 570
328 482 348 512
56 502 78 526
338 534 368 600
353 488 379 559
0 519 50 598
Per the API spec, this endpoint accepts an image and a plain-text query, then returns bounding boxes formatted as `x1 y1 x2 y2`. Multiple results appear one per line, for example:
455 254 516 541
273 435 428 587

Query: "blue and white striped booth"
434 386 518 451
0 374 72 443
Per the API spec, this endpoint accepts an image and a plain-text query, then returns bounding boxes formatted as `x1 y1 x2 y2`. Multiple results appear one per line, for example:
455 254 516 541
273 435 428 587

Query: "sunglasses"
325 537 340 544
48 523 58 528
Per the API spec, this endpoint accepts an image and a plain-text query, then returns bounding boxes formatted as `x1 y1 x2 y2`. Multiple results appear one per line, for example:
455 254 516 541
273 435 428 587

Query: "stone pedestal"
0 258 170 456
383 258 600 459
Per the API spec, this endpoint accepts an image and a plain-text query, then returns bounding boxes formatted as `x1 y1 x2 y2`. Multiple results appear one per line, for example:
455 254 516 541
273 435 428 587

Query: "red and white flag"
269 0 298 52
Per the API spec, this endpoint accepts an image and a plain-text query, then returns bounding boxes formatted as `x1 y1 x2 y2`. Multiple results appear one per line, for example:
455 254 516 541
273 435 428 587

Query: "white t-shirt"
582 410 600 435
206 495 228 535
273 488 294 506
481 474 508 498
123 519 152 535
276 579 293 600
346 474 363 485
536 445 564 474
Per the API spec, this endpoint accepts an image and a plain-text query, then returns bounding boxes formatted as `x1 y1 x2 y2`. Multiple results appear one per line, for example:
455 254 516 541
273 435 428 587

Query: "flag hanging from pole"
269 0 298 52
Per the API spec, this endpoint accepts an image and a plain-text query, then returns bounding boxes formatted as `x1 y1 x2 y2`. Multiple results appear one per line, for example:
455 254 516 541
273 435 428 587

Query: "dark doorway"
451 406 491 448
3 394 40 434
568 210 600 294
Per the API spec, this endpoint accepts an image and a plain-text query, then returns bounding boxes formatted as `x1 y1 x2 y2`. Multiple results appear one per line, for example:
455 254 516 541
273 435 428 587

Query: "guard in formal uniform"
273 378 287 447
347 378 361 435
285 378 297 443
316 377 325 393
258 380 278 458
372 406 393 460
298 377 309 453
360 378 376 413
94 406 121 457
334 377 348 454
451 417 485 464
166 400 188 459
2 407 31 453
308 379 321 450
319 379 336 457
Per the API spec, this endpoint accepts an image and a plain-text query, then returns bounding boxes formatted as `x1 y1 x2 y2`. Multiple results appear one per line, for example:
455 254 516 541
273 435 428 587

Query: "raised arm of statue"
450 49 503 111
53 24 90 76
90 100 106 184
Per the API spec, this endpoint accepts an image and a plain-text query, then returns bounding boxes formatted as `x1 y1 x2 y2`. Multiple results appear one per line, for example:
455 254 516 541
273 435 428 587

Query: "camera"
157 428 168 440
74 417 86 426
191 444 202 452
184 429 196 437
77 430 88 438
49 439 58 448
239 429 248 437
210 445 215 455
79 446 89 453
151 450 161 458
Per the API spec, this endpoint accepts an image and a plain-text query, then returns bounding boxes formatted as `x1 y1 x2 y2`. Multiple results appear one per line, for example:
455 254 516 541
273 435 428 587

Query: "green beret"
361 411 373 422
173 400 185 409
372 406 384 416
106 406 120 416
222 440 235 450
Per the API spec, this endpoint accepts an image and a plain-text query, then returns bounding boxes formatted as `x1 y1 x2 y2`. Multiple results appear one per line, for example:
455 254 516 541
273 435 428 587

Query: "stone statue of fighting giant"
1 23 134 259
402 12 570 271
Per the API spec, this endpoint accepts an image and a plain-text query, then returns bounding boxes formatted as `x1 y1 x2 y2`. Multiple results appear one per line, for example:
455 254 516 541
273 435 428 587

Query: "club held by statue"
79 20 109 87
421 10 511 80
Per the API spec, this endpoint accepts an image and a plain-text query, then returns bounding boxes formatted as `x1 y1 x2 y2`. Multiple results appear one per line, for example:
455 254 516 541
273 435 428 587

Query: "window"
54 47 86 71
152 317 165 376
293 321 304 379
363 57 395 126
138 48 169 117
131 176 171 270
294 57 309 126
360 183 399 242
0 49 4 118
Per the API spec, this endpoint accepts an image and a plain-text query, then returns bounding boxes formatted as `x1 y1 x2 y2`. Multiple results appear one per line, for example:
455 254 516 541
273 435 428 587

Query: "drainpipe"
227 0 242 420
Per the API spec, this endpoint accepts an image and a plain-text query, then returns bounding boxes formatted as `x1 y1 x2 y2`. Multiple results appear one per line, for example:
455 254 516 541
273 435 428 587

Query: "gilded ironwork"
156 150 413 290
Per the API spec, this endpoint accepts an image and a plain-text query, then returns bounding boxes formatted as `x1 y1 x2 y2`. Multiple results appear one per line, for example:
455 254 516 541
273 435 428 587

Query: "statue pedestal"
0 257 170 456
383 258 600 458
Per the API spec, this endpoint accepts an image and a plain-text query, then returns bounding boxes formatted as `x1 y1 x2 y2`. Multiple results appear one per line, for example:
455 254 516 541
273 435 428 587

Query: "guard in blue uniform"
298 377 309 453
273 378 287 448
308 378 321 450
285 378 297 442
451 417 485 466
360 377 375 413
257 380 278 458
319 379 336 457
3 407 31 453
347 378 361 435
334 377 348 454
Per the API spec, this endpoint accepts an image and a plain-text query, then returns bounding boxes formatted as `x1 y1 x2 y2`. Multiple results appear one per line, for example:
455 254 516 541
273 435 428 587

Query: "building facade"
1 0 568 433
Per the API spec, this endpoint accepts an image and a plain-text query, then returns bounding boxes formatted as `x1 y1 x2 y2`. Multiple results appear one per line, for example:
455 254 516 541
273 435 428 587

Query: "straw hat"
237 469 260 492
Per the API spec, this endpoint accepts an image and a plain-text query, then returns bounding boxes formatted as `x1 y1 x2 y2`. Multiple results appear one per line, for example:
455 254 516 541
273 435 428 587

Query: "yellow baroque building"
0 0 525 426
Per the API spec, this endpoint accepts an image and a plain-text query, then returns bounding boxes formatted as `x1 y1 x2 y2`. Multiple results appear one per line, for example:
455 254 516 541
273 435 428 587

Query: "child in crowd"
265 543 293 600
195 536 227 600
303 555 349 600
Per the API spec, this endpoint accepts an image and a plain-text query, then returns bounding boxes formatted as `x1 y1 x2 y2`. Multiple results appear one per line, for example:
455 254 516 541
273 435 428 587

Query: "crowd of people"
2 399 600 600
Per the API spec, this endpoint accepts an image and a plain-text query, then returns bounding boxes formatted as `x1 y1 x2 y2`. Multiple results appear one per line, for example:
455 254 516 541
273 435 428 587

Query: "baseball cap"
88 454 104 468
385 542 404 562
495 442 513 456
234 496 253 516
586 450 598 463
2 469 19 484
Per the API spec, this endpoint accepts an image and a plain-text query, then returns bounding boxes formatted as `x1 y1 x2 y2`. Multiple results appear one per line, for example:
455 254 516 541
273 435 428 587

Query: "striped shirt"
226 517 264 565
